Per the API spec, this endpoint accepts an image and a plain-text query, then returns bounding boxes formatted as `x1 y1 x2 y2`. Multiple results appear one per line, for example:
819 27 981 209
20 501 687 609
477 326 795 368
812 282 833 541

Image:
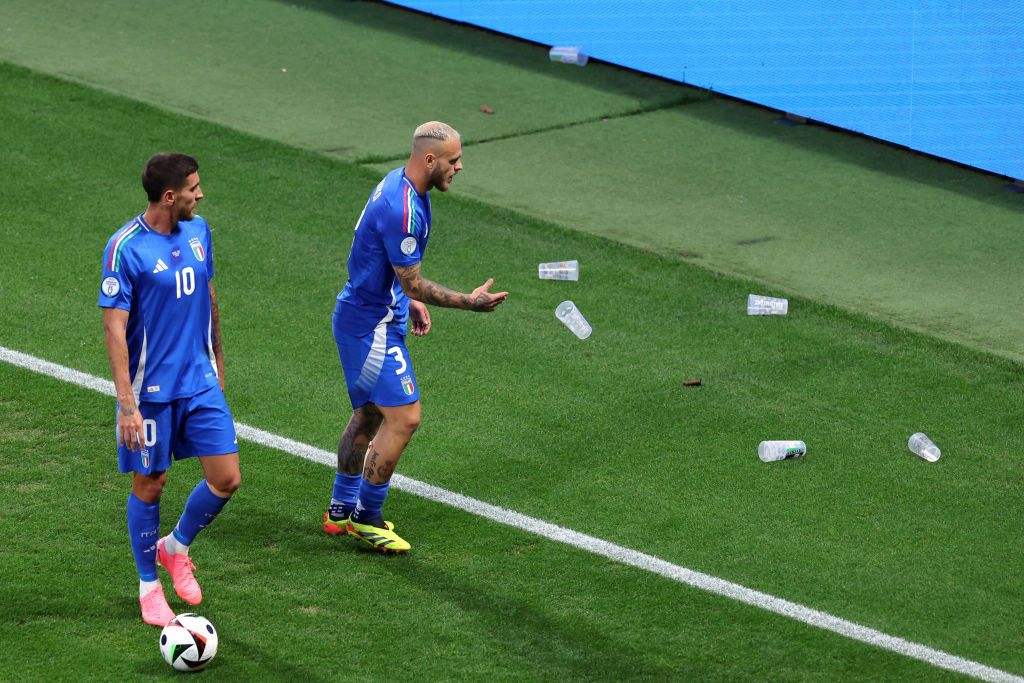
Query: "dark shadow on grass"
383 560 685 681
219 636 330 682
278 0 694 105
206 507 684 678
279 0 706 162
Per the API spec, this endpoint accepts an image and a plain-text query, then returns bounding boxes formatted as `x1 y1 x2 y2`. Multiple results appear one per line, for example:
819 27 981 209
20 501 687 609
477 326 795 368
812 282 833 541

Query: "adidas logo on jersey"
152 259 169 274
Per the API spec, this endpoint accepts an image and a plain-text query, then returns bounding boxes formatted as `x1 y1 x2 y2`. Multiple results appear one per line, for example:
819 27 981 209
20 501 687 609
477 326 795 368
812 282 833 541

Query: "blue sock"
172 480 230 546
352 479 390 523
126 493 160 582
329 472 362 518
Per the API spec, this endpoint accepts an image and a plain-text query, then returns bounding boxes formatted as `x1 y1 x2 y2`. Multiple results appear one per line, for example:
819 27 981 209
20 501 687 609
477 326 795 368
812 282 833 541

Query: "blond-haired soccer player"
323 122 507 552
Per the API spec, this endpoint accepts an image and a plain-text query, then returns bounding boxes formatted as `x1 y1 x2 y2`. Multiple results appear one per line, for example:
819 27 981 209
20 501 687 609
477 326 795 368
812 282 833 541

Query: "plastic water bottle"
908 433 941 462
747 294 788 315
554 300 592 340
549 46 588 66
538 260 579 281
758 440 806 462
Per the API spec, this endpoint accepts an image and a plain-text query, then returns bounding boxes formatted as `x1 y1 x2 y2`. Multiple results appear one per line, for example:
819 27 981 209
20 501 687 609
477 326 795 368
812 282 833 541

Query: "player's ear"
162 188 175 205
424 152 435 168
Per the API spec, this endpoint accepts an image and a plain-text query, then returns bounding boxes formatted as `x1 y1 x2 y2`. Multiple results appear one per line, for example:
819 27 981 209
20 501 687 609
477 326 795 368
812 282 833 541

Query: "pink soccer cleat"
157 537 203 605
139 584 176 627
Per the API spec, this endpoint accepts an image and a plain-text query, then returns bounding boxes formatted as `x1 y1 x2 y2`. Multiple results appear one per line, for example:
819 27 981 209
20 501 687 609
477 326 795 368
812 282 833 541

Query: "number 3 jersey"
335 167 431 337
97 213 219 403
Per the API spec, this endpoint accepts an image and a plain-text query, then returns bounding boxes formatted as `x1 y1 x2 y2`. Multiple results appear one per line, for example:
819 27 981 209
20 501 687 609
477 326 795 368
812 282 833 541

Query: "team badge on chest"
188 237 206 262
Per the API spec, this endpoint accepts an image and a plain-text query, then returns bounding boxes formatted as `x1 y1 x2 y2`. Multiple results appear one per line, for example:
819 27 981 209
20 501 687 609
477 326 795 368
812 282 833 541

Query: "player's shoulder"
379 167 413 199
381 169 421 212
103 216 149 274
180 214 210 235
105 216 143 244
361 168 404 221
103 216 147 260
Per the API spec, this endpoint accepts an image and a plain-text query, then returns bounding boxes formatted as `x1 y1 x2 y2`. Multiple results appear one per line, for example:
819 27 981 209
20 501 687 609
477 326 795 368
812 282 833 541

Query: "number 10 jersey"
98 213 219 403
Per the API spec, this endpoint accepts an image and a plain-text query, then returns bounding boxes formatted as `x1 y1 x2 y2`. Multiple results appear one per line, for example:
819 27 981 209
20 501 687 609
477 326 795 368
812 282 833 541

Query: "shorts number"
142 419 157 447
387 346 407 374
175 267 196 299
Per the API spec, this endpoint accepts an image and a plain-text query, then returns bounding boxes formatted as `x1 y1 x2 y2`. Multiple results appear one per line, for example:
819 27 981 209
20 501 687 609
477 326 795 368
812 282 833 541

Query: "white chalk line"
1 344 1019 683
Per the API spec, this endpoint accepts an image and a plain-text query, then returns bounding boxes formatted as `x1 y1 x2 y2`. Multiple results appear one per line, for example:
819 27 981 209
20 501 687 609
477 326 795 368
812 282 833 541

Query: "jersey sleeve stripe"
403 186 416 236
401 185 409 236
107 223 141 272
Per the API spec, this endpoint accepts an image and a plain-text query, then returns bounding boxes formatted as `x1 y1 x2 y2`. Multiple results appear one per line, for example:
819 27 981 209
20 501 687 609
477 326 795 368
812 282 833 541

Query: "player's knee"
208 471 241 496
133 472 167 502
353 407 384 436
398 410 421 436
380 403 420 439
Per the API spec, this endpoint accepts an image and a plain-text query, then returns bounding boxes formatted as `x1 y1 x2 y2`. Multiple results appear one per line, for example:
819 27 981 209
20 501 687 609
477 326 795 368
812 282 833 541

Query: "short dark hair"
141 153 199 202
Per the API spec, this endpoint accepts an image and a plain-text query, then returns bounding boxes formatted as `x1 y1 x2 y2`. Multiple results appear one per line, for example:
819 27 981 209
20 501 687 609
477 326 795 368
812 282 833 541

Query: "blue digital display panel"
387 1 1023 180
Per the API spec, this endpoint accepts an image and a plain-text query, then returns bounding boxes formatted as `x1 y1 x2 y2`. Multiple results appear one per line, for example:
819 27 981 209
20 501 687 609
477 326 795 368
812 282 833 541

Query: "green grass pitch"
0 27 1022 683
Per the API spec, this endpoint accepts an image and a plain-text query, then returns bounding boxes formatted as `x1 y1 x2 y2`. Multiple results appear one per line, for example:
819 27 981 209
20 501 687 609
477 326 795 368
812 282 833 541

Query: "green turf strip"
0 0 686 162
1 63 1022 677
375 101 1024 363
0 366 964 681
2 0 1020 365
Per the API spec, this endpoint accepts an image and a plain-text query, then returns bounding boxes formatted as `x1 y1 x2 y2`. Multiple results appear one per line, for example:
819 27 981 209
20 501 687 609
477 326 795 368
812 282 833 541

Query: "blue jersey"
98 213 219 403
335 167 431 336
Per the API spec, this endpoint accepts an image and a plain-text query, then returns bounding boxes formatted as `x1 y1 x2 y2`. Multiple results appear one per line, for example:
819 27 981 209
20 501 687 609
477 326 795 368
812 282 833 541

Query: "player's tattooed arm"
209 283 226 387
393 263 508 312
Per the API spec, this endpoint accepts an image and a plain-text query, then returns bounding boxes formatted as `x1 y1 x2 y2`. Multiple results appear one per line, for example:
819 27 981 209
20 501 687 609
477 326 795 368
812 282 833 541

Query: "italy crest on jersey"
400 375 415 396
188 237 205 262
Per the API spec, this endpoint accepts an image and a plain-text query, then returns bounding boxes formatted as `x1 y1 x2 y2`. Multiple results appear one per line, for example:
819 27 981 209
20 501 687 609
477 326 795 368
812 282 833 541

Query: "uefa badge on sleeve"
101 276 120 297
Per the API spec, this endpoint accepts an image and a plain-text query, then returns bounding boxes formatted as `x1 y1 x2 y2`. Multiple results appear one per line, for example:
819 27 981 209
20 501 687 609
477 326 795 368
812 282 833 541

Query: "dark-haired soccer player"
99 153 241 626
323 121 507 553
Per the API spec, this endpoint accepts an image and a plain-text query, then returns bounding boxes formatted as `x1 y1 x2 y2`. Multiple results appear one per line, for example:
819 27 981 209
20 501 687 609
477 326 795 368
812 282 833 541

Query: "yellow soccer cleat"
322 510 348 536
346 518 410 554
323 509 394 536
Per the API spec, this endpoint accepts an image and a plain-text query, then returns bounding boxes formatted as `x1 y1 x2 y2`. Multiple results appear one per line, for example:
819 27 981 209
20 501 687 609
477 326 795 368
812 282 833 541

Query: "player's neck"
404 160 430 195
142 205 177 235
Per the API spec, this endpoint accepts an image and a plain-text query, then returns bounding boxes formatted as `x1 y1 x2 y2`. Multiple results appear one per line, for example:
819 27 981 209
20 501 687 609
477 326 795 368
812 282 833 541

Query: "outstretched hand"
469 278 508 312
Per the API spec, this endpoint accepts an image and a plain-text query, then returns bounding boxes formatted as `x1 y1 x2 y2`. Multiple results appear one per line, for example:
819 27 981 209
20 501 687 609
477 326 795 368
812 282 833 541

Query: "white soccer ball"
159 613 218 672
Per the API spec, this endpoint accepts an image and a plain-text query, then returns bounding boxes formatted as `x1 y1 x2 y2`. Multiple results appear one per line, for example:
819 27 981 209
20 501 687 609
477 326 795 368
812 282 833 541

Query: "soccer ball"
159 613 218 672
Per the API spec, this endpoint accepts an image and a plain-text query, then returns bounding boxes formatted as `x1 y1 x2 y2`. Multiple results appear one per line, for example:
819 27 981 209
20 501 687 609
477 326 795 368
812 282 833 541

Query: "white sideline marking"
1 344 1020 683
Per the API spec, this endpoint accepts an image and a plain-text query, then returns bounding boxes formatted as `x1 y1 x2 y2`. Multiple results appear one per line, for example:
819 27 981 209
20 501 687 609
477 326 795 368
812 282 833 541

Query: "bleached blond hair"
413 121 460 153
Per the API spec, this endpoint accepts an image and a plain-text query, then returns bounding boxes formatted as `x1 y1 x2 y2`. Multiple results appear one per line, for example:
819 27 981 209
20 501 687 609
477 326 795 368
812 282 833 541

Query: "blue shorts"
334 317 420 410
117 385 238 475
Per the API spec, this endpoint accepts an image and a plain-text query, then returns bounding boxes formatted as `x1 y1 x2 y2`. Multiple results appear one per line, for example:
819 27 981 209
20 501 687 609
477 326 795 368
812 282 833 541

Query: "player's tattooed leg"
362 443 398 483
363 444 379 480
338 405 382 474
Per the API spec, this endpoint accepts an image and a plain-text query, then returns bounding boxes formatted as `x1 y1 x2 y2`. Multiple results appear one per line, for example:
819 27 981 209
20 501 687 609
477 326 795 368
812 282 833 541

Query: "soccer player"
323 121 507 553
99 153 241 626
